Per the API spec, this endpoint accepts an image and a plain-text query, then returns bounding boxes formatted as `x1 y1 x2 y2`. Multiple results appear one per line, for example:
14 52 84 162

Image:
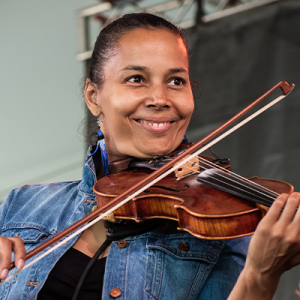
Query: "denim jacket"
0 147 251 300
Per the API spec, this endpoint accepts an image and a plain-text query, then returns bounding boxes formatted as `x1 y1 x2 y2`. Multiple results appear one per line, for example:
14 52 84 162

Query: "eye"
127 75 144 83
169 77 185 86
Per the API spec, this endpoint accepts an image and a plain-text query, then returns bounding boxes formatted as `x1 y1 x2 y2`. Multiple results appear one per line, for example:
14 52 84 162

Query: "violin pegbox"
174 155 200 181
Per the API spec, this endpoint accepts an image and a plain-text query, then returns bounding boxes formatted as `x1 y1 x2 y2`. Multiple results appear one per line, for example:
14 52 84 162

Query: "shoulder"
7 180 83 207
0 180 89 234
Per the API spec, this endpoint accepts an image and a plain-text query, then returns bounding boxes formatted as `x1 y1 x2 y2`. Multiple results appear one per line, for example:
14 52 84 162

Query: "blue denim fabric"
0 147 251 300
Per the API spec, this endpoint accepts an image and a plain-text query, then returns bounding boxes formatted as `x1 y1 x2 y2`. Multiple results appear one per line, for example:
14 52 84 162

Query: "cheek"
106 114 130 138
104 105 134 144
179 98 195 121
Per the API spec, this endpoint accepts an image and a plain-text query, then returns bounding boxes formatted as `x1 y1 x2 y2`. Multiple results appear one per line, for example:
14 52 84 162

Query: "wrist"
239 264 280 299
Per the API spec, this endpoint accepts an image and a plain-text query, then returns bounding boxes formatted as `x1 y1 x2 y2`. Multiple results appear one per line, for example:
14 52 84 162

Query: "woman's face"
85 28 194 162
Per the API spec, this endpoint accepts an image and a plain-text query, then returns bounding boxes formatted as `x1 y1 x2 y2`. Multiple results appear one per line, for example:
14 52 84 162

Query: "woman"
0 13 299 300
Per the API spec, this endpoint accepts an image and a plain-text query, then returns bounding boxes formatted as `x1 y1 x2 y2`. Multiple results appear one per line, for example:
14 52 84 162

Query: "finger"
0 237 13 279
9 237 26 269
0 237 26 279
290 193 300 223
263 193 289 224
278 193 300 225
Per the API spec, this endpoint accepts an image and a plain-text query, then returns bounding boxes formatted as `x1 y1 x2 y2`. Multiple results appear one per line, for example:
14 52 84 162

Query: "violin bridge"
92 205 116 222
174 155 200 181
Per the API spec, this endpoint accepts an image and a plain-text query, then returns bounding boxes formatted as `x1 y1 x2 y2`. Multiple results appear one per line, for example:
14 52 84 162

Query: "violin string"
180 162 275 207
196 168 275 206
185 157 279 203
185 156 276 197
197 156 279 198
196 172 274 207
180 157 278 206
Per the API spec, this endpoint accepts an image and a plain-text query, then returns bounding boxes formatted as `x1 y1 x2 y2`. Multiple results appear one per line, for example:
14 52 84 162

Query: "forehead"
105 28 189 73
119 27 187 50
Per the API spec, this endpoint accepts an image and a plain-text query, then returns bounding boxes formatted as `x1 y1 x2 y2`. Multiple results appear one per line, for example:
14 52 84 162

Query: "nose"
144 85 170 109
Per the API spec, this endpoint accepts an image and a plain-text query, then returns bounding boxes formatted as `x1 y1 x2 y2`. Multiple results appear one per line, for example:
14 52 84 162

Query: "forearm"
228 265 280 300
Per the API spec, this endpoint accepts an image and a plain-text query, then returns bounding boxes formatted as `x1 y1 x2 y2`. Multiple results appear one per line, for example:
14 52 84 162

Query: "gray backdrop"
186 1 300 298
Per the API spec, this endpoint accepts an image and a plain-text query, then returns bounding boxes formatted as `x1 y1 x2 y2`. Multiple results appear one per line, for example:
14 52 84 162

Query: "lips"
134 118 176 132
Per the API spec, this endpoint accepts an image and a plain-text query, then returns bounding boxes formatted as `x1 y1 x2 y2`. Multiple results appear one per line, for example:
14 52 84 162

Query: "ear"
84 79 102 117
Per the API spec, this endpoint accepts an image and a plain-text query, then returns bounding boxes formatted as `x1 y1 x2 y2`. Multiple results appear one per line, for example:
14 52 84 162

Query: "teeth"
138 120 170 127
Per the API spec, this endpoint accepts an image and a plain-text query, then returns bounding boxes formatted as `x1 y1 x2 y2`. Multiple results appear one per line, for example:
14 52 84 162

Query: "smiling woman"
0 12 300 300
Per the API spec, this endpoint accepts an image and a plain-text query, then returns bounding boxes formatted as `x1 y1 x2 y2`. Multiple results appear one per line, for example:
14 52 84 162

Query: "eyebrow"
168 68 187 74
120 65 187 74
121 66 147 72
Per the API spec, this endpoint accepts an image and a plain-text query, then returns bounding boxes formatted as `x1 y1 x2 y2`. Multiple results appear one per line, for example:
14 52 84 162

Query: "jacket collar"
79 145 98 196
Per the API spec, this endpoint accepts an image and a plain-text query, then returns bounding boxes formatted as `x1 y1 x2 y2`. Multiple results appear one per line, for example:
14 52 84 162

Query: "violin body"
94 162 293 240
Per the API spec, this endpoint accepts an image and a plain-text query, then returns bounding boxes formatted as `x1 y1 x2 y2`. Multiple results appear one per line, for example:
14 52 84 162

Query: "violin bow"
1 80 294 285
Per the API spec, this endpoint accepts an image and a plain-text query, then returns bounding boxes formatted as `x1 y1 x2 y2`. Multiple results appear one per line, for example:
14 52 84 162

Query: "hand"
246 192 300 280
0 236 25 279
229 192 300 300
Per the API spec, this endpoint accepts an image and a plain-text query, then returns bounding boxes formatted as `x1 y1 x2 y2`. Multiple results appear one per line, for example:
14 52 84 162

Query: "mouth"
134 118 176 133
136 119 174 127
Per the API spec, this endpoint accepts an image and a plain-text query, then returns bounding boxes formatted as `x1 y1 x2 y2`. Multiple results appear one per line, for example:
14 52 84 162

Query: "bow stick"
1 80 295 285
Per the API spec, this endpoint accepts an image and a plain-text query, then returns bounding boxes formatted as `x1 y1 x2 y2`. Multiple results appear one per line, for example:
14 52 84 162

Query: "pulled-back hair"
87 12 188 88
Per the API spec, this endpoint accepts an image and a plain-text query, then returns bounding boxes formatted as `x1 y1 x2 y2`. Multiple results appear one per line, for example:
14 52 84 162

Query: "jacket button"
110 287 122 297
117 240 127 248
178 242 190 252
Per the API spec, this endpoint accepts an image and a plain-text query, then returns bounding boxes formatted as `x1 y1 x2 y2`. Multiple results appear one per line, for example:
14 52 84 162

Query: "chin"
139 140 182 158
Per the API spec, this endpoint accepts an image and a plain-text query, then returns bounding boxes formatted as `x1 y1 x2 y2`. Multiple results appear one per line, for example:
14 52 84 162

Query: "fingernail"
0 269 8 279
17 259 24 269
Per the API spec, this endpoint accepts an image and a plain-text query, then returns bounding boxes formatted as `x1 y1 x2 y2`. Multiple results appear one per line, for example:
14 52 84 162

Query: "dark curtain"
186 0 300 298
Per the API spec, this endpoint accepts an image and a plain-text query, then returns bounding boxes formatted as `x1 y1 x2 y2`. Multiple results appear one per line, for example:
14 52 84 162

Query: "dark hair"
88 12 188 88
84 13 189 145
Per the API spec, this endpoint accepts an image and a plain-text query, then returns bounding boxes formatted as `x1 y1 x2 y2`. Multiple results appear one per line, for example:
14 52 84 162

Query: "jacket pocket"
145 236 223 300
1 225 50 252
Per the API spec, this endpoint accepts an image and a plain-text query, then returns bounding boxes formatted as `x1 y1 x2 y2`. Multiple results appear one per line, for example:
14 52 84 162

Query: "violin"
2 80 295 283
94 152 293 240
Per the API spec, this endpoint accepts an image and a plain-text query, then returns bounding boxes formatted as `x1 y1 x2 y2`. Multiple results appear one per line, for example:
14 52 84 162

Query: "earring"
98 129 109 175
91 119 109 175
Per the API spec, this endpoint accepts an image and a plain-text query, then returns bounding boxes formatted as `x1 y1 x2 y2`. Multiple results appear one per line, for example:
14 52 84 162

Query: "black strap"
71 239 111 300
104 218 166 241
